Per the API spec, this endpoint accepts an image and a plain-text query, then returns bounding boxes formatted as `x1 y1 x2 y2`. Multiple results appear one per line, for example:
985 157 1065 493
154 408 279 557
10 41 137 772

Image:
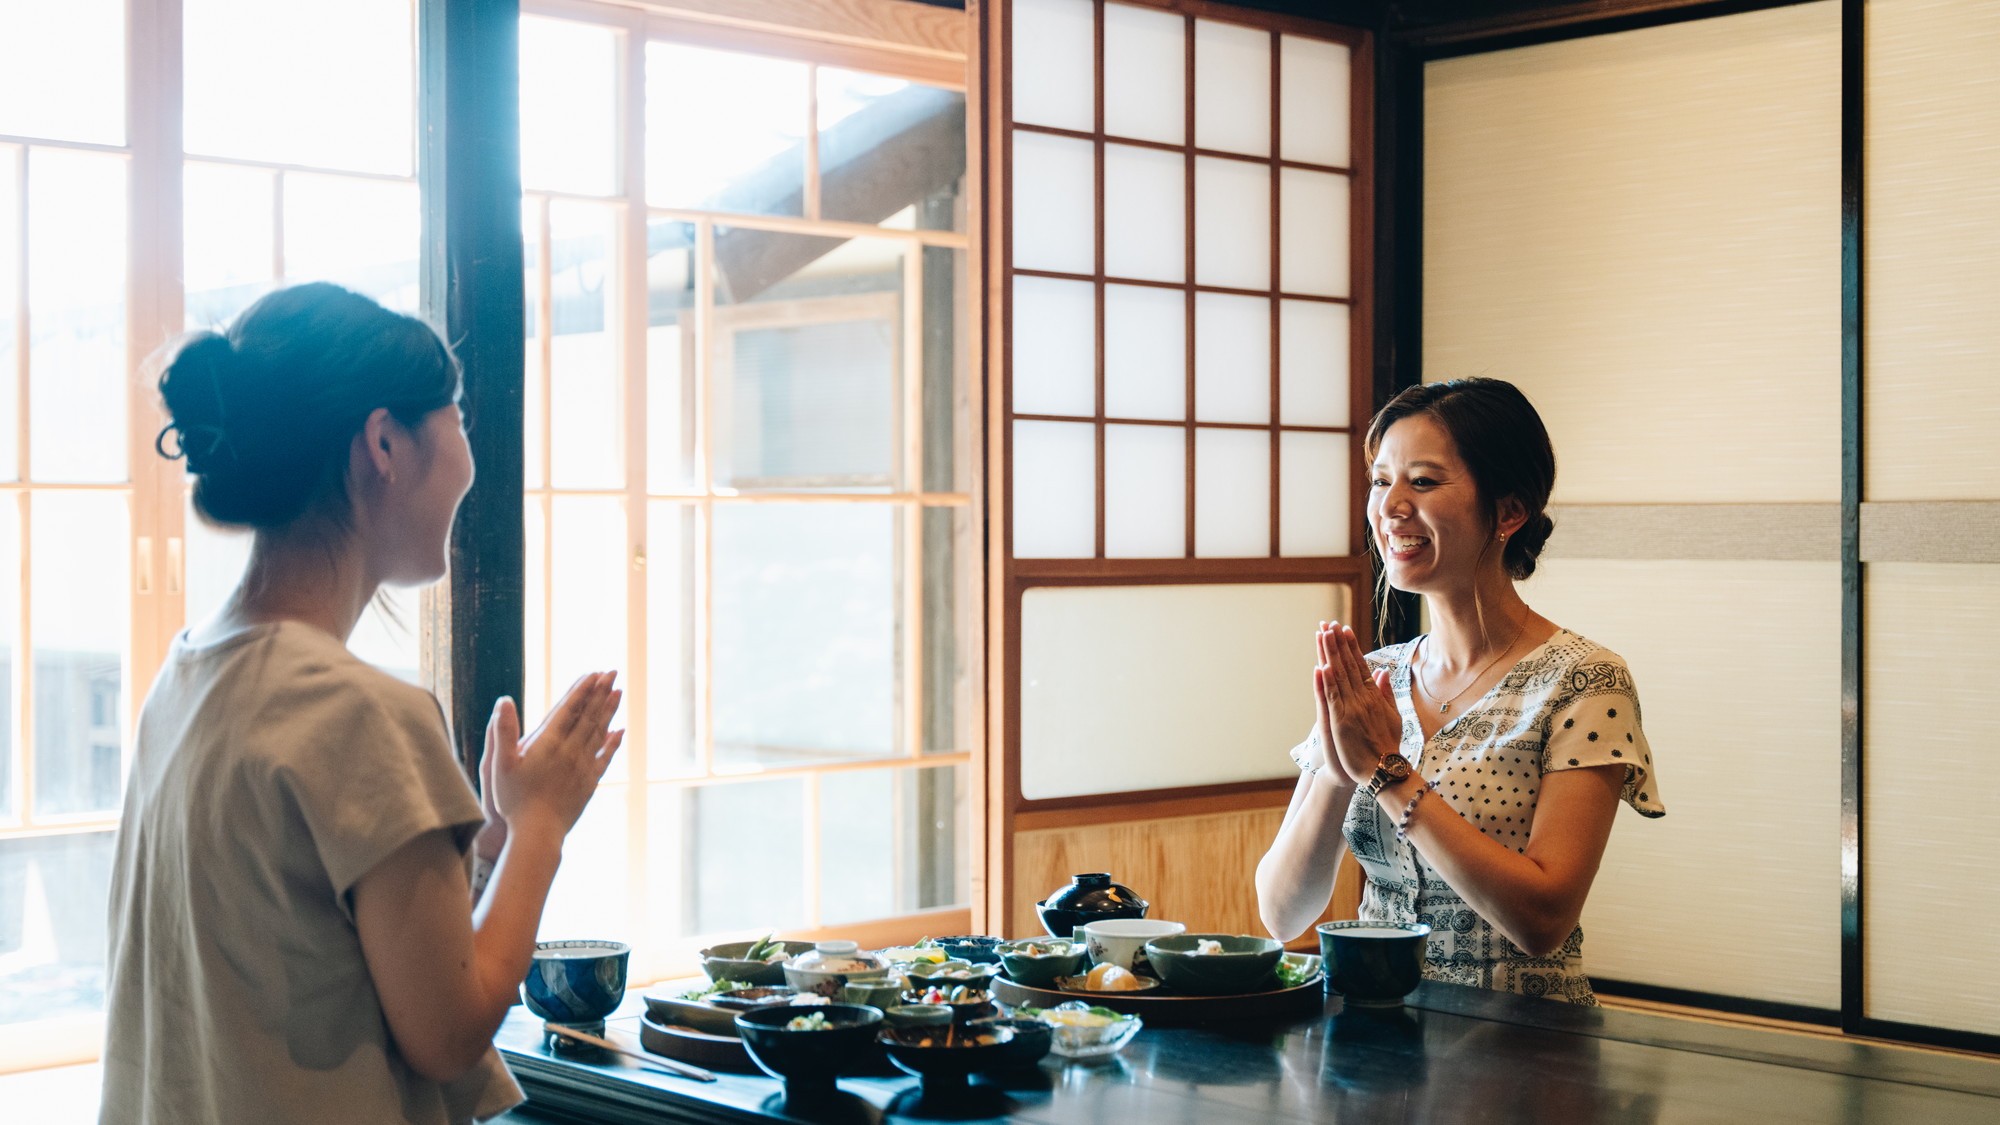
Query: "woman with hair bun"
1256 377 1664 1005
101 283 622 1122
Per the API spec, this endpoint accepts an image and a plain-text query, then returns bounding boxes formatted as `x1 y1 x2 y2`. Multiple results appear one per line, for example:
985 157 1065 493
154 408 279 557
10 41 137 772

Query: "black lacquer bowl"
880 1024 1036 1093
1317 920 1431 1007
734 1004 885 1096
1035 872 1148 938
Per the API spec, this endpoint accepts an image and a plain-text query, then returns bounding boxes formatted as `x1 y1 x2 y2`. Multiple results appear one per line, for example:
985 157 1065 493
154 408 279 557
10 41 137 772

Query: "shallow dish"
700 939 816 987
1015 1001 1145 1059
927 935 1006 964
903 960 998 992
1144 934 1284 995
997 939 1089 989
1051 973 1163 995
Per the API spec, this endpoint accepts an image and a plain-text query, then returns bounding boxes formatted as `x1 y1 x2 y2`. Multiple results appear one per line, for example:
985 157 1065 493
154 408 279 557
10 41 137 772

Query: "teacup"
521 940 630 1034
1078 919 1185 975
1316 920 1431 1007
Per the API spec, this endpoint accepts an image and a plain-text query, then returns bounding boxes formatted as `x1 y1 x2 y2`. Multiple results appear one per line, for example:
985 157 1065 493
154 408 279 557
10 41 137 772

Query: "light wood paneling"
1863 0 2000 501
1012 805 1348 944
1424 2 1840 505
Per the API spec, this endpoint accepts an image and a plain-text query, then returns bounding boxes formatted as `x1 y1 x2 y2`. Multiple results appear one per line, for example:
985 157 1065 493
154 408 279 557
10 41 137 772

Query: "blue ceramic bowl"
928 935 1006 964
521 940 631 1024
1316 921 1431 1007
734 1004 886 1094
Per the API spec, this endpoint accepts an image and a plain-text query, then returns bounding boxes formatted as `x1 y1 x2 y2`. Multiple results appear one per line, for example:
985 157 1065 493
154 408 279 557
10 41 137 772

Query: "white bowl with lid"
781 940 890 998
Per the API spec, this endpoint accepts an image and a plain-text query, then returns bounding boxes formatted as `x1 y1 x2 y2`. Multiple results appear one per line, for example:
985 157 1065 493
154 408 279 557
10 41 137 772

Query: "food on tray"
1083 963 1145 991
913 984 989 1005
1035 1006 1121 1028
1274 955 1317 989
784 1011 833 1031
1012 940 1071 957
678 977 752 1001
892 1028 1001 1049
1194 939 1226 955
743 933 789 963
878 945 948 964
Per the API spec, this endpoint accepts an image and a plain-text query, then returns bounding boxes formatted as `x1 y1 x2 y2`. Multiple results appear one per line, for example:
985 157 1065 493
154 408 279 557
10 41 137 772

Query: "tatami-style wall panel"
1424 3 1839 505
1529 558 1841 1009
1861 563 2000 1036
1862 0 2000 501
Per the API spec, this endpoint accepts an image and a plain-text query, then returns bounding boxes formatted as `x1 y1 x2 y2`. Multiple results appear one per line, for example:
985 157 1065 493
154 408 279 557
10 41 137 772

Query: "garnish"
784 1012 832 1031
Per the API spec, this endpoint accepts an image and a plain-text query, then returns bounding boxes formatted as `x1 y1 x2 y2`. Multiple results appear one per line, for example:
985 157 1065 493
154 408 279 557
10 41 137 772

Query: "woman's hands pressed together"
1320 623 1403 784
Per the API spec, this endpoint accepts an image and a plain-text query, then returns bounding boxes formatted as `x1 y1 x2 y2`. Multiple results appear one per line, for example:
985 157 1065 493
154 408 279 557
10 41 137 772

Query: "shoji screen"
1860 0 2000 1038
1425 4 1841 1009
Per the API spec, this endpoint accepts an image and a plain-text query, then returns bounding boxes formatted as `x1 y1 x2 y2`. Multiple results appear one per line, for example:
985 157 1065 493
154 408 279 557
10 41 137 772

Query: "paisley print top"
1335 628 1665 1006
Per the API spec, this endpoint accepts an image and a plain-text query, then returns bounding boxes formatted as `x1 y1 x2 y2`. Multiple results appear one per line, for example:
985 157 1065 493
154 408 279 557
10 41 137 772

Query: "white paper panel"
1011 131 1095 276
1424 3 1839 504
1279 431 1348 557
1527 558 1841 1009
1279 35 1351 168
1195 426 1269 558
1279 299 1349 427
1194 291 1269 424
1194 157 1270 292
1863 0 2000 501
1193 20 1270 157
1011 275 1096 417
1021 583 1345 799
1011 0 1094 132
1012 420 1095 558
1104 1 1185 145
1863 563 2000 1035
1104 143 1185 283
1279 169 1349 298
1104 283 1185 421
1105 424 1185 558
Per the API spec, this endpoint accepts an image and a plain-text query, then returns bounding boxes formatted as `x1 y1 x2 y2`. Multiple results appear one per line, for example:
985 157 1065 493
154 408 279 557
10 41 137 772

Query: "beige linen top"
100 622 522 1124
1333 628 1665 1006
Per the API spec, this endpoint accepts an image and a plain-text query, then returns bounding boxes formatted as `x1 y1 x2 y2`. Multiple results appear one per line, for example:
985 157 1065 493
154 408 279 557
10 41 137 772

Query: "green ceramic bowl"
1144 933 1284 995
903 960 998 992
840 976 907 1008
997 939 1089 988
699 939 816 986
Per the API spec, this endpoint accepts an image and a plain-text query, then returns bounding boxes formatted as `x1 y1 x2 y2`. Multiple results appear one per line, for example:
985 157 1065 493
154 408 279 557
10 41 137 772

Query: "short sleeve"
271 671 484 916
1541 651 1665 818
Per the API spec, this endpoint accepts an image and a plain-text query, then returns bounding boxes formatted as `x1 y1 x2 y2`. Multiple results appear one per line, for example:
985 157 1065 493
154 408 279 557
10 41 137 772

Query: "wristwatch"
1368 753 1414 796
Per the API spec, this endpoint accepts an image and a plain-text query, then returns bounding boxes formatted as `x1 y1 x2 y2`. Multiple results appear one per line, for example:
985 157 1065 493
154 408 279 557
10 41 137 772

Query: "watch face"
1379 754 1413 781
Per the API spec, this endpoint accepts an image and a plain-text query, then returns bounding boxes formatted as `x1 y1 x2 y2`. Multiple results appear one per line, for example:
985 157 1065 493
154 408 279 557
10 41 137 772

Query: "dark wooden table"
492 982 2000 1124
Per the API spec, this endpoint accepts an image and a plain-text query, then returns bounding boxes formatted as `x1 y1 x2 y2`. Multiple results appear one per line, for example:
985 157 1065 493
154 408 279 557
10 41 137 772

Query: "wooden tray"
992 962 1323 1027
637 1015 757 1071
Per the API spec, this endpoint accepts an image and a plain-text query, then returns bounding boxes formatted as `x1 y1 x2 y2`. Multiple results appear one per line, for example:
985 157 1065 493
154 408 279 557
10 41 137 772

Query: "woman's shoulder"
1364 636 1419 673
185 621 447 740
1524 627 1640 698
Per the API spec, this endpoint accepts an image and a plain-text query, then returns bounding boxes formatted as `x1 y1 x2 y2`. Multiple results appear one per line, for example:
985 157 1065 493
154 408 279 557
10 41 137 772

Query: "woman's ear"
1495 495 1529 540
358 407 398 483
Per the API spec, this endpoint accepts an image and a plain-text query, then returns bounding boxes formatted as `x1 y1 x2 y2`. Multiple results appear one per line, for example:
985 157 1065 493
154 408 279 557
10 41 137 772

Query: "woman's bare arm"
1255 767 1356 942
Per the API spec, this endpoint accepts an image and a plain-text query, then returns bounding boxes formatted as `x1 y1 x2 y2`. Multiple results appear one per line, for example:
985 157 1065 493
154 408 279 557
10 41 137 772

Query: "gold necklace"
1413 617 1528 715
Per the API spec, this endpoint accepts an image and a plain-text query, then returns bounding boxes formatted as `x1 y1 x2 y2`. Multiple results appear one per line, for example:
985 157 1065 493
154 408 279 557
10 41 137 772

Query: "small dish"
997 939 1088 989
733 1003 886 1098
927 935 1006 964
882 1004 954 1030
700 939 816 987
966 1016 1054 1070
879 1024 1022 1093
1077 919 1186 975
1019 1001 1144 1059
840 977 906 1008
709 986 802 1011
903 960 998 992
1144 933 1284 995
783 940 891 998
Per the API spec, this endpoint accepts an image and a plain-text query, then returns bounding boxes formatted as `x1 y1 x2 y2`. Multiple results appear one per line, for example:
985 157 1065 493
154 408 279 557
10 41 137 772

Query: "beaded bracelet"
1394 784 1432 840
470 853 497 901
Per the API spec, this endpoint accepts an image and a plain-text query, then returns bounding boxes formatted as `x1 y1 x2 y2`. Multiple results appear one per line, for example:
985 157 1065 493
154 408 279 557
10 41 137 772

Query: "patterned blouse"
1338 628 1665 1006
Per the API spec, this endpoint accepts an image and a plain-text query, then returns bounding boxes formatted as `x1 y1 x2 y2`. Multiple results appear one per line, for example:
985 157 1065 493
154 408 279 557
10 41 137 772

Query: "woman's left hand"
473 712 508 864
1323 623 1404 783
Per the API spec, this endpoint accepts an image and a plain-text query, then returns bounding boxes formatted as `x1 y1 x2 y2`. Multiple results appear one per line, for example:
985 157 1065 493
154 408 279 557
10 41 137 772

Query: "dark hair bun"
155 283 460 530
1506 511 1555 581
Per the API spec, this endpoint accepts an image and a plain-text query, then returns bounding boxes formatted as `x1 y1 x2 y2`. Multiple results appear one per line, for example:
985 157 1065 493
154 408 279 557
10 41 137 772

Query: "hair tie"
156 421 239 474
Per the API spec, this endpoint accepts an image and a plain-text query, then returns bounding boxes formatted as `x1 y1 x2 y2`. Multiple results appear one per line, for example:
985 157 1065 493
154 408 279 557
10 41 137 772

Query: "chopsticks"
543 1023 718 1082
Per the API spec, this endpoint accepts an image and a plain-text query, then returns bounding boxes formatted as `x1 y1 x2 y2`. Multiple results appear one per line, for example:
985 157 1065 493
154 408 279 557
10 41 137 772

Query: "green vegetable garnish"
743 933 785 962
680 978 752 1000
1274 956 1316 988
785 1012 832 1031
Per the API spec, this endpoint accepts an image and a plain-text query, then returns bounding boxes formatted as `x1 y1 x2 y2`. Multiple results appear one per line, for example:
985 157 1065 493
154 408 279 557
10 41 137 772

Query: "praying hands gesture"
1319 622 1404 784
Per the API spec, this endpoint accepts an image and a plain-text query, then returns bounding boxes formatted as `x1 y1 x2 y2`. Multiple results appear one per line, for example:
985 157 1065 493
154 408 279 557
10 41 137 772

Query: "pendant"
1439 702 1450 714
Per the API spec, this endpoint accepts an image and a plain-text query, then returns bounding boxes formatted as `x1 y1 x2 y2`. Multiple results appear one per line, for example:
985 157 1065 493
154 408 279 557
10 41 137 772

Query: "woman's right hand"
1308 623 1357 787
488 671 624 839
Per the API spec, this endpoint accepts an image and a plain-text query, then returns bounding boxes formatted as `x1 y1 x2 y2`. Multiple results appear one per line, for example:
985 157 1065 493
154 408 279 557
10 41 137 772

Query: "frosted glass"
1012 420 1095 558
1194 427 1269 557
1424 3 1839 504
1011 131 1095 276
1104 284 1185 421
1194 292 1270 424
1012 0 1094 132
1279 169 1349 297
1530 558 1841 1009
1103 144 1185 283
1011 275 1096 417
1864 0 2000 501
1863 563 2000 1035
1105 425 1185 558
1020 583 1344 799
1280 35 1351 167
1104 2 1185 144
0 0 123 146
1279 300 1349 427
1194 157 1270 291
1194 20 1270 157
1279 431 1348 556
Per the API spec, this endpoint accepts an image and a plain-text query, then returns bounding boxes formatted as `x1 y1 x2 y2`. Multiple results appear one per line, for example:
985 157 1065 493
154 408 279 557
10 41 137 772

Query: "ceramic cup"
521 940 631 1031
1078 919 1186 975
1316 920 1431 1007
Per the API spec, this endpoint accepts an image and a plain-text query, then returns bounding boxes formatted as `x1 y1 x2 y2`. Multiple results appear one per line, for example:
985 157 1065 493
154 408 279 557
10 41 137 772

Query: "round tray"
638 1014 757 1071
992 971 1323 1027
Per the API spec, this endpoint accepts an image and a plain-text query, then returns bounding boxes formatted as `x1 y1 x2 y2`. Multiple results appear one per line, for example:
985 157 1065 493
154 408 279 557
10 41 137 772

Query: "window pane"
0 145 18 483
645 219 696 494
1104 1 1185 145
1104 283 1185 421
1278 168 1349 298
0 831 115 1027
1194 292 1270 424
183 0 414 175
687 779 806 934
184 162 275 331
1011 0 1094 133
347 586 420 684
535 787 629 942
1194 19 1270 157
1011 276 1095 419
712 504 895 769
645 501 696 780
647 43 807 215
1010 132 1095 277
1278 430 1349 557
551 496 628 783
521 16 619 197
1192 156 1269 291
818 69 965 232
524 497 547 722
1105 424 1185 558
27 149 126 484
921 507 969 755
1103 143 1184 284
1011 420 1094 558
31 492 128 818
524 199 544 491
549 202 621 490
283 173 420 312
820 765 965 925
715 229 902 492
0 0 123 146
1279 35 1351 168
182 497 250 633
1193 426 1269 558
919 247 968 496
0 502 16 824
1278 300 1349 427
